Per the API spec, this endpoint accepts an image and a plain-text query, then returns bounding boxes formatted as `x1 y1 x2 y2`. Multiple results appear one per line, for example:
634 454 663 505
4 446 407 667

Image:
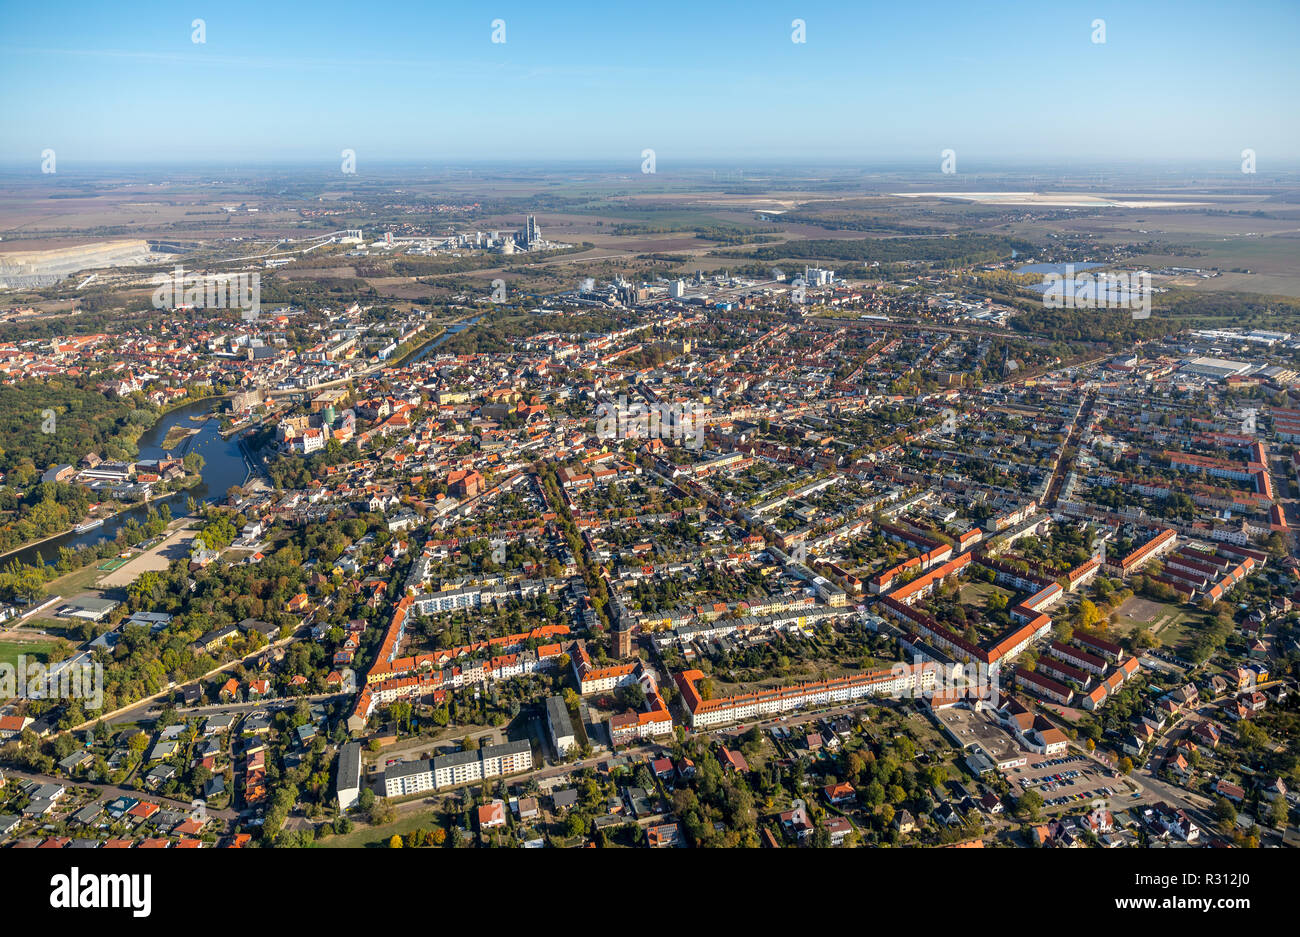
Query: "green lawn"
318 809 449 848
0 638 59 669
42 561 108 597
1151 614 1202 657
959 581 1012 606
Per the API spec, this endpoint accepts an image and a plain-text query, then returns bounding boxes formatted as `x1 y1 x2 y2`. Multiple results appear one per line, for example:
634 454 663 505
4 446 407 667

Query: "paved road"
158 693 348 725
362 725 504 777
1044 389 1096 508
1041 715 1225 839
2 767 238 821
66 623 314 732
376 696 874 817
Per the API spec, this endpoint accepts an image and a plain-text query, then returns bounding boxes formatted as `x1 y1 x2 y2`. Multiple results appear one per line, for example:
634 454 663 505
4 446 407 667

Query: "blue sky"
1 0 1296 168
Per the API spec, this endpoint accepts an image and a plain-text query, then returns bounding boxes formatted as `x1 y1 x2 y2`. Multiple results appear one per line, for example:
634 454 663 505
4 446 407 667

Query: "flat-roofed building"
1182 357 1252 379
383 759 435 798
382 739 535 797
336 741 362 812
545 695 577 756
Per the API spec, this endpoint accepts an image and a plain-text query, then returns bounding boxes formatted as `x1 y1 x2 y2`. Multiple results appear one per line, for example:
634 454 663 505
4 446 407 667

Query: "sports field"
1112 596 1203 656
0 638 59 669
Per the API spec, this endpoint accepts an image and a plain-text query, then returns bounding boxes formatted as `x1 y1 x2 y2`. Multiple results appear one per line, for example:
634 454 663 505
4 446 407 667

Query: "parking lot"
1011 754 1125 810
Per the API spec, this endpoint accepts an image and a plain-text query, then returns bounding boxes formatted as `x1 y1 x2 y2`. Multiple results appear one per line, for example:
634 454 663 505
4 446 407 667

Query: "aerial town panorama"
0 0 1294 913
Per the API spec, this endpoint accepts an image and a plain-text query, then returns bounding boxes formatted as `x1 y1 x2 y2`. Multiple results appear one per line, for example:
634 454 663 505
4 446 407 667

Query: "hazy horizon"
2 0 1297 168
0 157 1297 178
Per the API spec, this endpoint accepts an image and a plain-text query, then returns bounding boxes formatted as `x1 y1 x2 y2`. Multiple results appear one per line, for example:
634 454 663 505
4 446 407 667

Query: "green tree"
1017 788 1043 820
1270 795 1290 828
